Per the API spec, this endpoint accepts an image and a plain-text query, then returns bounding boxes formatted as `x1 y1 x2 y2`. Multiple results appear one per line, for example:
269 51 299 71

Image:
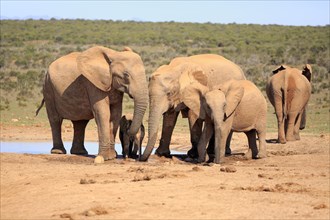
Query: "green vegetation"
0 19 329 133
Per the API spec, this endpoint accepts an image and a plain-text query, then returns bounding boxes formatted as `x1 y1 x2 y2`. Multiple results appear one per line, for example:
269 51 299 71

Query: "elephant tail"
35 98 45 116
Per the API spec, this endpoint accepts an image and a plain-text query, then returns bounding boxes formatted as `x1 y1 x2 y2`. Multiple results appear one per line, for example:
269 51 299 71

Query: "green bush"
0 20 329 108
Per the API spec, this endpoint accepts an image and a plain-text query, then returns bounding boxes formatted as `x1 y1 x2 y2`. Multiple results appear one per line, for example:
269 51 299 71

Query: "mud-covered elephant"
182 79 267 164
266 64 312 144
42 46 148 161
140 54 246 161
119 115 145 159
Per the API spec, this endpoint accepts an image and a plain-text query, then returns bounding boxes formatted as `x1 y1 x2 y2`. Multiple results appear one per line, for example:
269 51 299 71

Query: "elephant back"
188 54 246 88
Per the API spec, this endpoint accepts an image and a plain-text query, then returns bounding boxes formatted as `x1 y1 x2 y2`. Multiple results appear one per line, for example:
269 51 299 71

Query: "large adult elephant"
140 54 246 161
266 64 312 144
42 46 148 161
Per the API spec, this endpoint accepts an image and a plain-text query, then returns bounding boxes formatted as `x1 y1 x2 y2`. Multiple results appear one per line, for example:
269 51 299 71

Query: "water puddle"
0 141 185 156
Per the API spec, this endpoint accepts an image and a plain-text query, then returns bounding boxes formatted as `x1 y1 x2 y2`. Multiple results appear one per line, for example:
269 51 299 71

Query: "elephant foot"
225 147 232 156
187 148 198 159
206 153 214 163
257 150 267 159
278 138 286 144
184 157 198 163
51 147 66 154
99 148 117 160
155 148 172 158
286 135 296 142
294 134 301 140
70 145 88 155
129 153 138 159
244 149 253 159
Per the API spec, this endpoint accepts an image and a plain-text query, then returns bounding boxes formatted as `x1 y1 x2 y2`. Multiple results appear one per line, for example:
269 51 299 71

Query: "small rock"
314 203 327 210
258 173 266 178
80 179 96 184
94 155 104 164
11 118 19 122
192 166 202 171
85 210 96 216
220 166 237 173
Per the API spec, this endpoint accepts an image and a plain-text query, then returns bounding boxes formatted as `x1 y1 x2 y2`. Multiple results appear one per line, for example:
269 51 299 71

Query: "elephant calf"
119 115 145 159
182 79 267 164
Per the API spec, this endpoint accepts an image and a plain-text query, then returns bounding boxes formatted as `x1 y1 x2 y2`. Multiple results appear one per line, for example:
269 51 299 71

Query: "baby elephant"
119 115 145 159
182 79 267 164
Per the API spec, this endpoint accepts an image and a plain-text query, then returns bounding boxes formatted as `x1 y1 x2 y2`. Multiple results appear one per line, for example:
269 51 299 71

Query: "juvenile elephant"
266 65 312 144
140 54 246 161
119 115 145 159
42 46 148 161
182 79 267 164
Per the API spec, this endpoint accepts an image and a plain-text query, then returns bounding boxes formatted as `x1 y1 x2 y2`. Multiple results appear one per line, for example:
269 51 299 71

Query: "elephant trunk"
140 96 166 161
300 107 307 130
128 80 148 136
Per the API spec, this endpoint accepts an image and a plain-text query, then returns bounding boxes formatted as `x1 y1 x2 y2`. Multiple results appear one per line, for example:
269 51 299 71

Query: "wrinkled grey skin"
42 46 148 160
119 115 145 159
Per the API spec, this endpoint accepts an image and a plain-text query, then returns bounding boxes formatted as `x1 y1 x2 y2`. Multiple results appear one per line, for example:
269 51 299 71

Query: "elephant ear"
181 82 208 119
223 81 244 118
77 46 115 91
272 65 286 74
302 64 312 82
123 46 133 52
178 62 207 94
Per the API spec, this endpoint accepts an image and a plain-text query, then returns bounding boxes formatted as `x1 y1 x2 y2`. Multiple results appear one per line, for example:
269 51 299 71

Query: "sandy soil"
0 124 329 219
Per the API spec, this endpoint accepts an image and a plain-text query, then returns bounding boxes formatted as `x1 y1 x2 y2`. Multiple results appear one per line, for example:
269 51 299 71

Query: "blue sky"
1 1 329 26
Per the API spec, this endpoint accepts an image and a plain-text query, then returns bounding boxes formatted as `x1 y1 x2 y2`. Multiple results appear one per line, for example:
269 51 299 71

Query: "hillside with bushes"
0 19 329 131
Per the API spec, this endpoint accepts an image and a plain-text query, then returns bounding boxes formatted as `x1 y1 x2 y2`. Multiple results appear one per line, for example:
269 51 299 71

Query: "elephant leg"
286 112 299 141
293 111 303 140
109 99 123 159
206 133 215 162
197 119 214 163
245 129 259 159
94 110 113 160
123 141 130 159
49 118 66 154
155 109 179 158
214 127 230 164
138 138 143 159
119 131 126 158
131 138 139 159
225 130 233 155
299 107 307 130
187 110 203 158
90 94 115 160
70 120 89 155
274 94 286 144
256 127 267 158
45 100 66 154
128 141 134 158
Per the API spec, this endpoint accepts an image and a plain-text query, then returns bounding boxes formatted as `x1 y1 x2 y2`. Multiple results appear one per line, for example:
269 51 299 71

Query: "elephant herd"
39 46 312 164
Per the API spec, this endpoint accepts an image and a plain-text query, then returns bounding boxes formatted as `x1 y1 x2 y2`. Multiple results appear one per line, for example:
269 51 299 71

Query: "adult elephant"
140 54 246 161
266 64 312 144
42 46 148 161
